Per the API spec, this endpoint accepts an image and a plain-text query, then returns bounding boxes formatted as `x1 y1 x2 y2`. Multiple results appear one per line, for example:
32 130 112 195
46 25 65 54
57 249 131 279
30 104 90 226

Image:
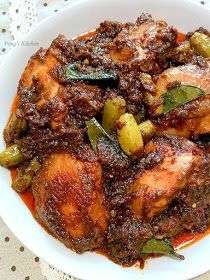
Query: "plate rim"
0 0 209 279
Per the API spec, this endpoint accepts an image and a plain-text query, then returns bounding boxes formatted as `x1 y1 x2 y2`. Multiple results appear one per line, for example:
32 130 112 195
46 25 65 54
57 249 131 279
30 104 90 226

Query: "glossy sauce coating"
6 23 209 265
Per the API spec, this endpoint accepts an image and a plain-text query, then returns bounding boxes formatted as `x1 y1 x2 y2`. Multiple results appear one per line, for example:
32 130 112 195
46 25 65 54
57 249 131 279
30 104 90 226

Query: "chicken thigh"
129 136 208 219
32 153 108 253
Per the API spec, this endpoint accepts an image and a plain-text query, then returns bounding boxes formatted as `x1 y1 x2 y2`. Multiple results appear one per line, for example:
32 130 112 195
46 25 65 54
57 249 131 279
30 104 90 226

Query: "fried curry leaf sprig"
66 64 118 81
142 239 185 260
156 85 204 114
86 118 117 153
86 117 128 161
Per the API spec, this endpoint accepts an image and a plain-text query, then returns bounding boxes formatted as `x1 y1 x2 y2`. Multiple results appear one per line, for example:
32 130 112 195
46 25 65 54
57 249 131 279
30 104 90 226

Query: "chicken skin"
32 153 108 253
129 136 208 219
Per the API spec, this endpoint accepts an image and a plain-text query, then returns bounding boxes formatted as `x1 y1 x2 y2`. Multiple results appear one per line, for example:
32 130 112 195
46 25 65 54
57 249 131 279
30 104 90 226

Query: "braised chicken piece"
7 45 67 138
18 38 104 131
106 136 209 265
0 13 209 267
153 63 210 138
108 13 177 72
18 45 65 119
32 153 108 253
129 136 207 219
170 41 195 65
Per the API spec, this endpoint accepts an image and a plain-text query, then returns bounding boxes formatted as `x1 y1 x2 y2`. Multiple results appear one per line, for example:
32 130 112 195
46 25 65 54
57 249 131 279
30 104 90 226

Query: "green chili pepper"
117 113 144 155
4 111 27 145
190 32 210 58
102 97 126 134
12 158 41 193
139 120 156 139
0 144 24 167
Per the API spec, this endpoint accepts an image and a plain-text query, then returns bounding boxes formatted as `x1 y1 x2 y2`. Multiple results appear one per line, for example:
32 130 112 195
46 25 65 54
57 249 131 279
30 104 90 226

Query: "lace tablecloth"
0 0 210 279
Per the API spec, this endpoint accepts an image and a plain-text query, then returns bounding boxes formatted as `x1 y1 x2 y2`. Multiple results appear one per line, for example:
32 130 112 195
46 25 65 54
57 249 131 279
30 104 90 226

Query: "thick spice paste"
2 13 209 267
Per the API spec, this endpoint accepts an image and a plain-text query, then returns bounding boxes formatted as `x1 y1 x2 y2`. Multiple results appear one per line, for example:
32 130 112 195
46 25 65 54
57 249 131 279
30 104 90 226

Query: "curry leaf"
86 118 116 153
163 85 204 114
66 64 118 81
86 118 128 161
142 239 185 260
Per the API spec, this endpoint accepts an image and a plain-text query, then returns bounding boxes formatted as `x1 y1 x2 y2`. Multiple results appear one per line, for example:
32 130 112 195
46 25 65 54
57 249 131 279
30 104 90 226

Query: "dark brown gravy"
8 29 209 265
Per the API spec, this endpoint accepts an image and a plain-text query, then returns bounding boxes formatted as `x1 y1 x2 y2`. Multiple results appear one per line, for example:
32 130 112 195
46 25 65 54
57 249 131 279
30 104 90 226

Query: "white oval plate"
0 0 209 279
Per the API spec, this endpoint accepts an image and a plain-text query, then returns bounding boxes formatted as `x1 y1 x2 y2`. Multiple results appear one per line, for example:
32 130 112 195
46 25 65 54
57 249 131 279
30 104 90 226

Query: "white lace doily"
0 0 210 279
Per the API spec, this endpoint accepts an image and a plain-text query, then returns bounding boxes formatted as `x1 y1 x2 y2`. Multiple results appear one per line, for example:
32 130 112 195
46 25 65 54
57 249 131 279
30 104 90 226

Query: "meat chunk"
170 41 194 65
105 138 209 265
32 153 108 253
108 13 177 73
18 37 104 130
154 63 210 138
18 40 67 129
19 45 64 105
156 95 210 138
155 64 210 96
129 137 207 219
64 83 105 120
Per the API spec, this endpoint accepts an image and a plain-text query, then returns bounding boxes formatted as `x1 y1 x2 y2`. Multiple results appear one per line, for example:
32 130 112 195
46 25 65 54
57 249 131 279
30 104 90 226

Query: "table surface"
0 0 210 279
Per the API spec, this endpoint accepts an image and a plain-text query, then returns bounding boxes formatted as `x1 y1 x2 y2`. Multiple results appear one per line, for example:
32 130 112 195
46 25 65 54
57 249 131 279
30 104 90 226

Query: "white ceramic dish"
0 0 209 279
